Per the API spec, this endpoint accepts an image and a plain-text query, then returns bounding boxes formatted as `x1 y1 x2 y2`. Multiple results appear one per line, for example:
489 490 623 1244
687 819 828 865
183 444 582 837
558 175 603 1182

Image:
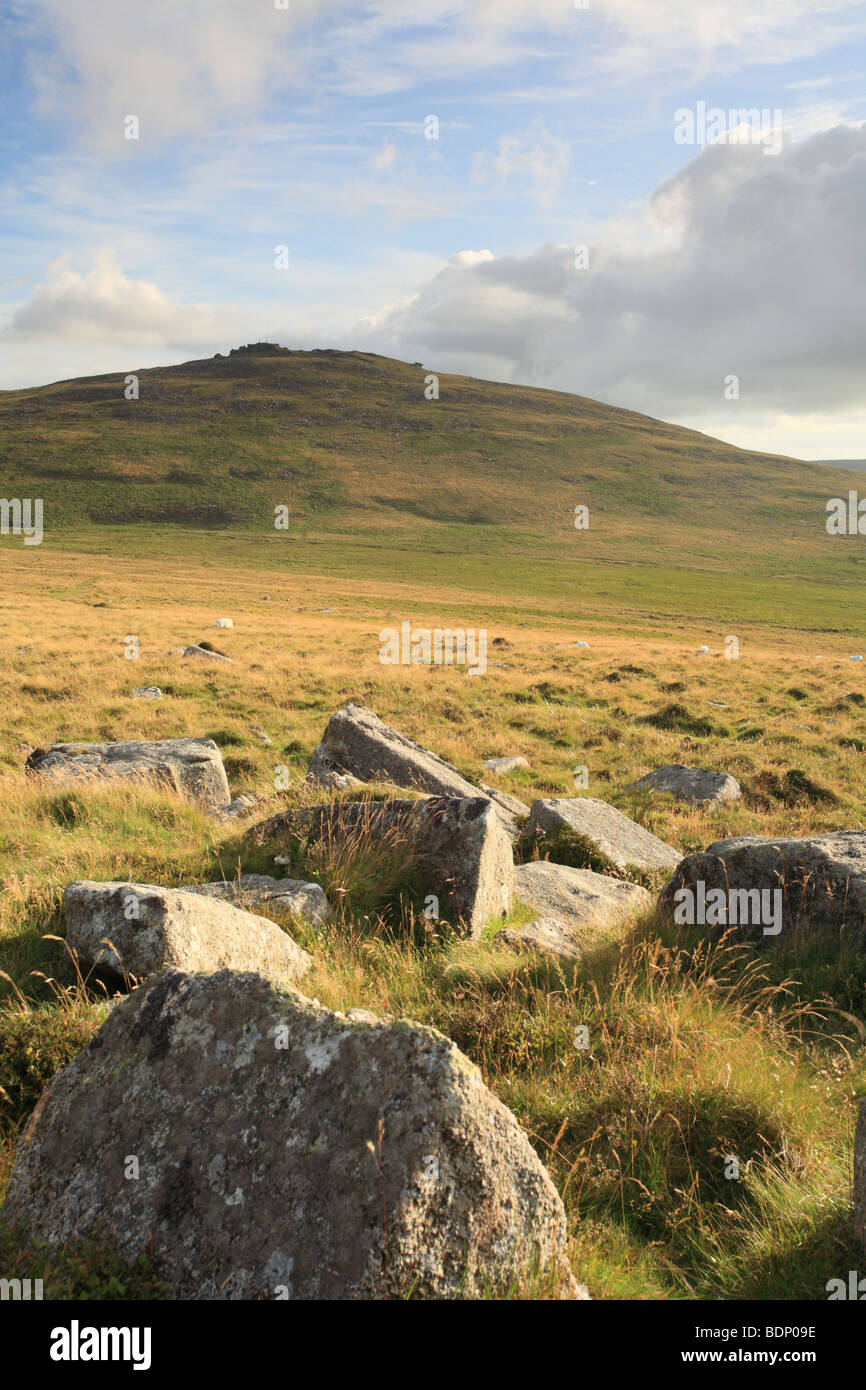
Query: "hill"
1 344 864 630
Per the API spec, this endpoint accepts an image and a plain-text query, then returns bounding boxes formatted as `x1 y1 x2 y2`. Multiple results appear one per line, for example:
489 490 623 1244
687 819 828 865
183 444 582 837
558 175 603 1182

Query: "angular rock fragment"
26 737 230 810
63 881 311 985
249 796 514 937
528 798 680 872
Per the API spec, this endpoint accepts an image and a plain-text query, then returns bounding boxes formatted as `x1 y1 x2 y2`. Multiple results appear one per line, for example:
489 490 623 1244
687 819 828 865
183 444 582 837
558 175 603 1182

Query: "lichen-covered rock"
309 703 479 797
249 797 514 937
528 798 680 872
0 970 583 1300
515 860 650 937
183 874 329 926
63 882 311 985
25 737 230 810
659 831 866 945
627 764 741 805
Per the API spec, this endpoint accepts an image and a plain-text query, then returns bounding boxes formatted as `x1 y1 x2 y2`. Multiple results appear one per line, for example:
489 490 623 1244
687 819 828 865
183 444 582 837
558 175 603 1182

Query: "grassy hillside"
2 345 866 633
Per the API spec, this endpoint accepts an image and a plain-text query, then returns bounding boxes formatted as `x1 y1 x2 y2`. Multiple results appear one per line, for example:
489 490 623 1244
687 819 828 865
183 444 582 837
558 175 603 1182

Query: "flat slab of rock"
1 969 583 1300
249 796 514 938
483 756 529 774
659 831 866 944
183 874 329 925
515 861 650 937
64 882 311 985
528 798 681 872
497 917 584 962
26 738 230 810
627 764 741 805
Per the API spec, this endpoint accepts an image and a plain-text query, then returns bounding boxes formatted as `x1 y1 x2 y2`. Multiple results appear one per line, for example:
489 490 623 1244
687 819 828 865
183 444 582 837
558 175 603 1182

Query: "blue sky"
1 0 865 457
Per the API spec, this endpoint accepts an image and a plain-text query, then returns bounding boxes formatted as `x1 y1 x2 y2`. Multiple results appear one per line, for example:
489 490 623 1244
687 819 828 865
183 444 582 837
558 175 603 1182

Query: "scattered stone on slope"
483 756 529 774
63 882 311 985
658 831 866 946
213 618 234 628
182 873 329 925
133 686 163 700
528 797 681 872
213 791 268 822
0 969 584 1300
183 644 234 663
627 764 741 805
25 737 231 810
248 796 514 937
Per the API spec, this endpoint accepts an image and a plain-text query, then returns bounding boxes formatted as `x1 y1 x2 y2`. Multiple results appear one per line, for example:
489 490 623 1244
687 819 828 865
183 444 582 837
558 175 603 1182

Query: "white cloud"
8 247 239 345
353 124 866 445
21 0 866 146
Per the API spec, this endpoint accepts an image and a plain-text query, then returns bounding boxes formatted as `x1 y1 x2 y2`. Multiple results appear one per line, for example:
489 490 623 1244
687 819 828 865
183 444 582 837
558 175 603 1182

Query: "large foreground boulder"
26 738 230 810
249 797 514 937
658 831 866 945
627 764 741 805
182 874 329 926
64 882 311 985
528 798 680 873
1 970 583 1300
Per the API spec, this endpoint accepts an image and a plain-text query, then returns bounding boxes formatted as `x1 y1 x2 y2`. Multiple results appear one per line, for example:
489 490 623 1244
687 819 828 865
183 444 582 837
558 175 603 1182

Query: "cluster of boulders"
12 700 866 1290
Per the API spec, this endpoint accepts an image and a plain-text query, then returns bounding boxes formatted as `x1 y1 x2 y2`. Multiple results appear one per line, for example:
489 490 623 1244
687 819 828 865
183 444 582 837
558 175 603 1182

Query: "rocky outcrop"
25 738 231 810
248 796 514 937
528 798 680 872
0 970 584 1300
63 882 311 985
627 764 741 805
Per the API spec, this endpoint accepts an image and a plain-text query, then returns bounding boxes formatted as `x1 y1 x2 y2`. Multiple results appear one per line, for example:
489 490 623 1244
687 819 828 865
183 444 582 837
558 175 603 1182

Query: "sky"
1 0 865 459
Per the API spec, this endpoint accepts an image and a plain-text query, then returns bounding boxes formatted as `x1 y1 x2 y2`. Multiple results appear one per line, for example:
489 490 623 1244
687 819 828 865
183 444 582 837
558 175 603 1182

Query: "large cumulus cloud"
355 124 866 424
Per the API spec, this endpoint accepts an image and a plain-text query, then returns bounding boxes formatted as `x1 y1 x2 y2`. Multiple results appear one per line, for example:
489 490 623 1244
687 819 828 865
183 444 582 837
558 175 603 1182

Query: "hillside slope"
1 345 864 621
